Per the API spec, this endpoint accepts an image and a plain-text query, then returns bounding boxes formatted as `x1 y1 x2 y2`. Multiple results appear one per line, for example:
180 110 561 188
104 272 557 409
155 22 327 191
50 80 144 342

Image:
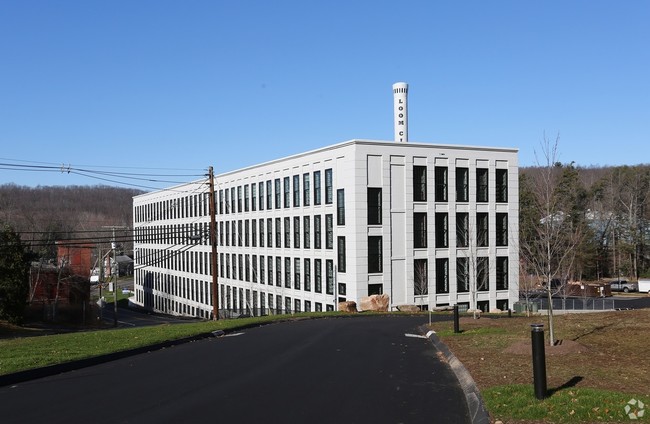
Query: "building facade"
132 139 518 318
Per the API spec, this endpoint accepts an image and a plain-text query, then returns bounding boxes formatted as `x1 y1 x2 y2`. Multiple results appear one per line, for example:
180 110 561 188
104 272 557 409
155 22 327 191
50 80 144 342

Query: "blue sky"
0 0 648 189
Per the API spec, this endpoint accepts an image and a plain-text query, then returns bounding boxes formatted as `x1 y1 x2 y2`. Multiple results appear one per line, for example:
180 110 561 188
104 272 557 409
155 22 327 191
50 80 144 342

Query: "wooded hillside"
0 184 142 259
520 164 650 280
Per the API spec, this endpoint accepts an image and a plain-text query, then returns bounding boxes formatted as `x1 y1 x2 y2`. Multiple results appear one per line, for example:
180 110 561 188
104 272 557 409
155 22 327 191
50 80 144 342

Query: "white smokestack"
393 82 408 142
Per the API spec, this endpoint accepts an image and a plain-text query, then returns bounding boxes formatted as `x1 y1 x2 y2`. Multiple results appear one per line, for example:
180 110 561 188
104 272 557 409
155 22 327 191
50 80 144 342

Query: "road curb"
421 325 491 424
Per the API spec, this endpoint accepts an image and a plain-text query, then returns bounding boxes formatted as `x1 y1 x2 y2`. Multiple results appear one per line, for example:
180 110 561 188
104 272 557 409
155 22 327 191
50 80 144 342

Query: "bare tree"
414 258 428 310
519 134 585 346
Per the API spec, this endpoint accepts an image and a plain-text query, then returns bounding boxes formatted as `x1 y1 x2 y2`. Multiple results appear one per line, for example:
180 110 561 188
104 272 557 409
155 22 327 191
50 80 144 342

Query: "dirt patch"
432 310 650 394
504 339 588 356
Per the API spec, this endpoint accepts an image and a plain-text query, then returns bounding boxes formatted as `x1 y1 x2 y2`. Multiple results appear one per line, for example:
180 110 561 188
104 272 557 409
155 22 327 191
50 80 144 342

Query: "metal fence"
518 296 617 312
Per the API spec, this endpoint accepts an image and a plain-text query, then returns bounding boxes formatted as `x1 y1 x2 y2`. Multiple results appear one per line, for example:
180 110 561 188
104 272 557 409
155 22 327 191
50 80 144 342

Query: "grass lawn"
431 310 650 423
0 312 334 376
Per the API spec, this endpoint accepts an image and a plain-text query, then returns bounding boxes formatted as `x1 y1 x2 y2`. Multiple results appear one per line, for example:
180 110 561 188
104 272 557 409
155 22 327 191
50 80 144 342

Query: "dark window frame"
413 165 427 202
414 212 427 248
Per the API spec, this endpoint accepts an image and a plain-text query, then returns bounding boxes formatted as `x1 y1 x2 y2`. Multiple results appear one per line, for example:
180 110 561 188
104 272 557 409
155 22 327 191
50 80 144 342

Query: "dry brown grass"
432 310 650 395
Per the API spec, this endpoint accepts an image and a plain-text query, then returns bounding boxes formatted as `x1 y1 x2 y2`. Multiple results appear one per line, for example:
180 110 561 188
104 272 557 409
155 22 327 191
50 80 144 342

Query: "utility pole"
208 166 220 320
98 246 103 322
103 225 127 327
113 239 118 327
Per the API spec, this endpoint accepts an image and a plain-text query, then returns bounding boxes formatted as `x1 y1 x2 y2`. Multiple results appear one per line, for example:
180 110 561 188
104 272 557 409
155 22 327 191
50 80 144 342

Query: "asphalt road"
0 316 470 424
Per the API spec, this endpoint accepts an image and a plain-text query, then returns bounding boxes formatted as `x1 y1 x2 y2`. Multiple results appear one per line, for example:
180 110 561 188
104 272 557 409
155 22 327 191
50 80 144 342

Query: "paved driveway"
0 315 471 424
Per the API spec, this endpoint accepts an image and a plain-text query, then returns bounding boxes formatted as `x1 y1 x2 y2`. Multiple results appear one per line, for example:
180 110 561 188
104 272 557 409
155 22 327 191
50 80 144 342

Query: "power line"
0 160 209 191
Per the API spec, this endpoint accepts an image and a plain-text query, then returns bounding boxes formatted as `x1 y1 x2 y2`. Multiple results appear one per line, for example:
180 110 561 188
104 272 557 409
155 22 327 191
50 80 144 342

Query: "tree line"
521 162 650 282
0 184 142 260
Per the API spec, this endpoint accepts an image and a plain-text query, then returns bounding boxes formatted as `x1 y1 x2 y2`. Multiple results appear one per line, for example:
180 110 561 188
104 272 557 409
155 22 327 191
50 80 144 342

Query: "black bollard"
508 308 512 318
453 304 460 333
531 324 547 400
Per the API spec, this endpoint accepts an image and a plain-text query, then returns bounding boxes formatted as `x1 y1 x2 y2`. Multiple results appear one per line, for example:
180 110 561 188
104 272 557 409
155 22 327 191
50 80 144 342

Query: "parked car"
609 280 638 293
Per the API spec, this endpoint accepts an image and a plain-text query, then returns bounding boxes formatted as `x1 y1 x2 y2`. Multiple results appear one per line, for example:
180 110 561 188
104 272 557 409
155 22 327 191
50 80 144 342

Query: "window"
284 217 290 248
496 213 508 246
303 216 310 249
268 256 273 285
294 258 301 290
456 213 469 248
294 299 301 313
251 184 256 211
283 177 290 208
496 257 508 290
260 255 265 284
274 179 281 209
244 220 249 247
326 259 334 294
496 169 508 203
337 189 345 225
313 170 321 205
237 220 242 246
457 257 469 292
267 218 273 247
244 185 250 212
325 214 333 249
337 236 346 272
338 282 346 296
266 180 272 210
315 259 322 293
259 182 264 211
436 258 449 293
314 215 322 249
414 212 427 248
237 186 242 212
368 284 383 295
456 167 469 202
368 236 383 273
367 188 382 225
477 213 489 247
413 166 427 202
435 213 448 248
435 166 448 202
304 258 311 291
293 175 300 207
259 219 264 247
238 254 243 281
477 257 489 291
477 168 488 202
225 221 230 246
276 256 282 287
245 254 250 282
251 219 257 247
303 173 310 206
218 190 224 215
294 217 300 248
284 257 291 288
275 217 281 248
325 168 333 204
231 188 236 214
414 258 428 295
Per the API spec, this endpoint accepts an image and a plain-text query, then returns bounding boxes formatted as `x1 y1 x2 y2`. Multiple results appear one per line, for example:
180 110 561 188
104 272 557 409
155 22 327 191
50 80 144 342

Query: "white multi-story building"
132 138 519 318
